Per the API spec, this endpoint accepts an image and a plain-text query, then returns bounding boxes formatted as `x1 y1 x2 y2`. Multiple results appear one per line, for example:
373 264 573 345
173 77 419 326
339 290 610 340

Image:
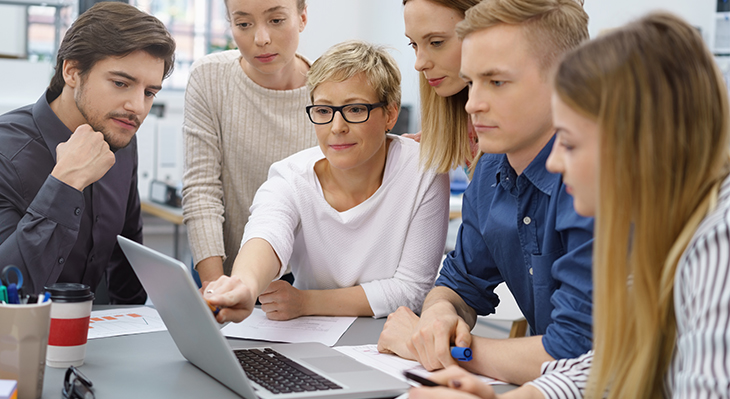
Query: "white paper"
87 306 167 339
221 308 356 347
333 344 505 386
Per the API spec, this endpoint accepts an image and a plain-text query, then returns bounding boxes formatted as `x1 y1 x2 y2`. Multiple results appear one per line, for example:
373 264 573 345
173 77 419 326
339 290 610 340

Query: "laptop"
117 236 409 399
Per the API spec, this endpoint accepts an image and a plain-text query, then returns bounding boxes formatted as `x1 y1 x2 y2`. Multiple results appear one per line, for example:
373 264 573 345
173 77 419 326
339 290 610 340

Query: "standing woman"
403 0 481 172
409 12 730 399
182 0 316 284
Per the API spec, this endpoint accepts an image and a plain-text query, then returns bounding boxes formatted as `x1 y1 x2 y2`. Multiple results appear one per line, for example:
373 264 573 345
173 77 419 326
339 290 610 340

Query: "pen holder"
0 301 52 399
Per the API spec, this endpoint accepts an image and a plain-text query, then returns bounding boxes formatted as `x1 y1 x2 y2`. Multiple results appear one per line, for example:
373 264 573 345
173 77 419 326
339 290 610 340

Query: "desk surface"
141 199 183 225
40 307 515 398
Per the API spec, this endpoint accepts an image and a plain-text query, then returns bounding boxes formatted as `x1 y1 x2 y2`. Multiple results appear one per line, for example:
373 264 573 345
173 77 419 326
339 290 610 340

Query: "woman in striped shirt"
409 11 730 399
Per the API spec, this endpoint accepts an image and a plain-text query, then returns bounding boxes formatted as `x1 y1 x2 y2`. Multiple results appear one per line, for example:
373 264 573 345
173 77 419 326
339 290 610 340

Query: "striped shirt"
528 175 730 398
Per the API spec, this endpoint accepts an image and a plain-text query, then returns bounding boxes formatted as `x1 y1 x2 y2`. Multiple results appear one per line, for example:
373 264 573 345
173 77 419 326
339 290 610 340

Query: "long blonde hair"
404 0 480 173
555 12 730 398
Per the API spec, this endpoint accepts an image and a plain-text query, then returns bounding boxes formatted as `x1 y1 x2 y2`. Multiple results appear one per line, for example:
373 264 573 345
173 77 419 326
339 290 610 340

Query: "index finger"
434 327 459 369
216 305 254 324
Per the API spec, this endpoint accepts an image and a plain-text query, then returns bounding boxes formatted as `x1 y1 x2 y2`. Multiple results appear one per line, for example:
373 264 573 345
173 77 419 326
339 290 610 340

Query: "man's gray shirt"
0 91 146 304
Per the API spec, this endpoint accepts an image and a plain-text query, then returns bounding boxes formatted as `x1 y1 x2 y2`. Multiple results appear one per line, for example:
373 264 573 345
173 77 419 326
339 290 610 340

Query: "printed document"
87 306 167 339
334 344 505 386
221 308 356 346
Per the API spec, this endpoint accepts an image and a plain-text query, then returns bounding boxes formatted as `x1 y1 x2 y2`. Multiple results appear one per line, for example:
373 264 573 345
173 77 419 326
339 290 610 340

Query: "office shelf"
0 0 75 58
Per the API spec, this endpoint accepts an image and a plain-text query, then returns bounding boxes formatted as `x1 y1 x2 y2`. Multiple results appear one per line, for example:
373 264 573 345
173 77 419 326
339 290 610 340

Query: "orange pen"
206 300 220 316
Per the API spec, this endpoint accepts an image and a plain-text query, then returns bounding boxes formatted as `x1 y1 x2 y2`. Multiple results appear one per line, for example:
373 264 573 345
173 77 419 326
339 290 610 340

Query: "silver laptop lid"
118 235 258 398
117 236 409 399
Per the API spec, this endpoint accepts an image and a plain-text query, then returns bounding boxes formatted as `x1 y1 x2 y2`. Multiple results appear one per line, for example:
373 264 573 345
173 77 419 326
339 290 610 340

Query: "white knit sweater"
182 50 317 274
241 135 450 317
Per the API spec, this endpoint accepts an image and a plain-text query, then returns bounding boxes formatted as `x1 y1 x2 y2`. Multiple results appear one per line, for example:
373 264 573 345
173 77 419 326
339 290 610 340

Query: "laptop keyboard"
234 348 343 394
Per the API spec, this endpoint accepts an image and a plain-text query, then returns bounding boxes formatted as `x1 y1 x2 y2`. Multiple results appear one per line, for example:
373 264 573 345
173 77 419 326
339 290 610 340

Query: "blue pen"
7 283 19 305
451 346 473 362
43 291 51 303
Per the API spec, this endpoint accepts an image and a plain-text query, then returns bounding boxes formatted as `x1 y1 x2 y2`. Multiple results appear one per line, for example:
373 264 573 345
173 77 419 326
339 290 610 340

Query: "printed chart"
87 306 167 339
221 308 356 346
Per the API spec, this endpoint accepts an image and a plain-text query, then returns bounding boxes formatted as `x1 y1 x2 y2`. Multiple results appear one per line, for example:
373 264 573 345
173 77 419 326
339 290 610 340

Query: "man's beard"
75 82 140 152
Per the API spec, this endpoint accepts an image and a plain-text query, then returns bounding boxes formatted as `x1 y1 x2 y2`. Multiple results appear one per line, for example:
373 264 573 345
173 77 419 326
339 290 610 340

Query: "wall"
0 59 53 114
584 0 716 44
0 5 27 58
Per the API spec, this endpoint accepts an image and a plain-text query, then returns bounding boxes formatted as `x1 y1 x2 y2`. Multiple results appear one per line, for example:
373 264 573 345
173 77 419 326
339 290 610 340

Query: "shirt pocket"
530 249 563 290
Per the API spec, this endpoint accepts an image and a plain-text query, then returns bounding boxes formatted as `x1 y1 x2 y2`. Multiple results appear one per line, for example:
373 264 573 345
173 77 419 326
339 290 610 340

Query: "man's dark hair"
48 2 176 98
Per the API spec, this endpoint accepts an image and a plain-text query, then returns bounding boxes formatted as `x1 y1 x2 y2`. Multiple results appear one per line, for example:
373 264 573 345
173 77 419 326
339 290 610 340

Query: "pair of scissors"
1 265 23 304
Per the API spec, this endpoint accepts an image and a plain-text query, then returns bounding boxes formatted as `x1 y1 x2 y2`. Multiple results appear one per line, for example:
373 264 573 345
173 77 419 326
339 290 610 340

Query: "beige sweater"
182 50 316 274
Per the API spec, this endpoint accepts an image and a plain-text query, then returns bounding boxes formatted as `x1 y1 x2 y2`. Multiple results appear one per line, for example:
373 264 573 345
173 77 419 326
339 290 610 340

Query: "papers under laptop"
117 236 409 399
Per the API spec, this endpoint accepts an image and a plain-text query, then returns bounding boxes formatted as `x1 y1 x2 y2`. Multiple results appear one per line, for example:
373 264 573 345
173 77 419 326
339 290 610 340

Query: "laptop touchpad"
302 356 372 373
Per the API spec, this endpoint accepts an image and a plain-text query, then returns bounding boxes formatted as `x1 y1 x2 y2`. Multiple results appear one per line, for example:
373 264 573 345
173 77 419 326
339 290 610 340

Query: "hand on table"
202 275 257 323
377 306 421 360
409 366 498 399
258 280 305 321
409 301 473 371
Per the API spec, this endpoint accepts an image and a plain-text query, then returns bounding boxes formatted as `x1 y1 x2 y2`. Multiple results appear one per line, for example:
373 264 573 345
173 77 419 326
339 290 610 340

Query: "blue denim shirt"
436 136 594 359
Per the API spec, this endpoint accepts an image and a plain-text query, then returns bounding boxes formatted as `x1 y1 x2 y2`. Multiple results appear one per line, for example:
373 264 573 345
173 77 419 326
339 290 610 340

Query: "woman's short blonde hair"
307 40 401 109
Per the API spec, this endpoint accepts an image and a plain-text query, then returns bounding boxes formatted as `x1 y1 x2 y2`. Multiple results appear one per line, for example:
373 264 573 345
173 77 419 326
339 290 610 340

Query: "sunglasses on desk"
62 366 95 399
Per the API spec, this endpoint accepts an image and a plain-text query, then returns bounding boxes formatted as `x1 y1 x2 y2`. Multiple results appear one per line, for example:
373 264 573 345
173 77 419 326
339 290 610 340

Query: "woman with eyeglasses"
408 12 730 399
202 40 450 322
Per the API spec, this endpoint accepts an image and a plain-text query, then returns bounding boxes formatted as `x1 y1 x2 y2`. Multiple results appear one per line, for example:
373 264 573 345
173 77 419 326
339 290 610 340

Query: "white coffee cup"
0 300 52 399
44 283 94 368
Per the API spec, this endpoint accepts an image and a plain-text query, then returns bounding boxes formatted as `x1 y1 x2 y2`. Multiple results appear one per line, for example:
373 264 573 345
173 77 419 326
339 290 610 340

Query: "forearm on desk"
465 335 553 385
302 286 374 317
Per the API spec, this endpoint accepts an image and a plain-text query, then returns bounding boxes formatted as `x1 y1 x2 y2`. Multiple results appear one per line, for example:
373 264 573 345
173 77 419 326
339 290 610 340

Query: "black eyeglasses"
306 102 385 125
62 366 95 399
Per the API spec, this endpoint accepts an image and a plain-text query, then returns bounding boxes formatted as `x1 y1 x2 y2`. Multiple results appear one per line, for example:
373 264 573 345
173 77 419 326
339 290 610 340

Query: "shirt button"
58 257 65 264
95 216 99 223
74 208 81 216
529 267 533 275
523 216 532 225
89 255 95 263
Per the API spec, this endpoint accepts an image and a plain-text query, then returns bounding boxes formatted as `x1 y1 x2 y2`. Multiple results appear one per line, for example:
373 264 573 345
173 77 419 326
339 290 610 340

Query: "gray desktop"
40 308 516 398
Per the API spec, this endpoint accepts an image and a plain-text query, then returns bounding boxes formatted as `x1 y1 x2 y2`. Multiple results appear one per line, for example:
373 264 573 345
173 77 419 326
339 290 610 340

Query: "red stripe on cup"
48 316 90 346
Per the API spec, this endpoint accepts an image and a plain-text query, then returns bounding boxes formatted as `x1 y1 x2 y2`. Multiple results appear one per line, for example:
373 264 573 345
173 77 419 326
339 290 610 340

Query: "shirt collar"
32 90 74 163
494 135 557 195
